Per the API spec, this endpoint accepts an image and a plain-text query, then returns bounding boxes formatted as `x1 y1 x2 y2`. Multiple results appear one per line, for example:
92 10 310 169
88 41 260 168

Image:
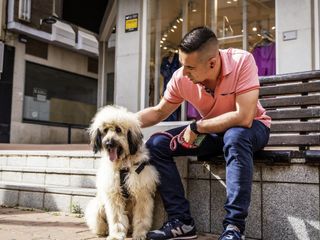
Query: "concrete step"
0 166 96 188
0 181 95 213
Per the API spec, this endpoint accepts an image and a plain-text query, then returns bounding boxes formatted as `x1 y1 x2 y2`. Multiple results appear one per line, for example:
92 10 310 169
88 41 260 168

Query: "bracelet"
189 120 200 135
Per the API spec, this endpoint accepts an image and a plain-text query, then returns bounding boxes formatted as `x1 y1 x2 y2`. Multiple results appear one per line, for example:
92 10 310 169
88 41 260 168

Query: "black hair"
179 26 218 53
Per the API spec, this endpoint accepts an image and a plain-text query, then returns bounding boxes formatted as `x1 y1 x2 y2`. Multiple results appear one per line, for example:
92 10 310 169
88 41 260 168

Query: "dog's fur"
85 105 159 240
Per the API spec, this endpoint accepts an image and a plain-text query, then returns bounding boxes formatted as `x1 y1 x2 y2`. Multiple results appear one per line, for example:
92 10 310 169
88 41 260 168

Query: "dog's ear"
91 128 102 154
127 129 143 155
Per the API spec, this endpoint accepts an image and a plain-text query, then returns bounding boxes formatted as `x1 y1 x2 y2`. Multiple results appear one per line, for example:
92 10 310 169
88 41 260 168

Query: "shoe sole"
148 235 198 240
168 235 198 240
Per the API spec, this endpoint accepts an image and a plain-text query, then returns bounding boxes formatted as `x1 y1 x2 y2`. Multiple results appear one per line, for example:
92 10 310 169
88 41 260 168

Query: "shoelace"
150 128 198 151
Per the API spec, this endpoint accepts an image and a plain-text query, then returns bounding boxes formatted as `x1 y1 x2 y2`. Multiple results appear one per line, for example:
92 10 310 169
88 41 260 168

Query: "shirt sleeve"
163 70 184 104
236 53 260 95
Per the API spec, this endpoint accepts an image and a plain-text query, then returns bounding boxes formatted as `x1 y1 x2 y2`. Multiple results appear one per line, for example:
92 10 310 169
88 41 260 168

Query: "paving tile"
45 173 70 187
26 156 48 167
210 181 262 239
7 155 27 167
19 191 44 209
262 164 319 183
70 157 94 169
262 183 320 240
0 189 19 206
189 162 210 179
44 193 71 212
22 172 45 185
47 156 70 168
71 195 93 214
188 179 211 233
1 171 22 182
70 175 96 188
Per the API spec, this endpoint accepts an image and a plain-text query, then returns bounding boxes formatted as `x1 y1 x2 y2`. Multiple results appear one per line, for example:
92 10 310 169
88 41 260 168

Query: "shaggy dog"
85 105 159 240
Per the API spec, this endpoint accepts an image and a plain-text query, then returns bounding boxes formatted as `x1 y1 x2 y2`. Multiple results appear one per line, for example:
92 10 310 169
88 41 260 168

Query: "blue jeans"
146 120 270 233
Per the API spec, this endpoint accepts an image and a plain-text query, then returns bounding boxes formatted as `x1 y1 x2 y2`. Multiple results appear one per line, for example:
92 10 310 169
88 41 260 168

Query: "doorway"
0 45 15 143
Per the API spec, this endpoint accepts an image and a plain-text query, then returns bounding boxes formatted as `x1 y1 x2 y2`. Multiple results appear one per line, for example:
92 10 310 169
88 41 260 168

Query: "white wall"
276 0 313 74
114 0 142 112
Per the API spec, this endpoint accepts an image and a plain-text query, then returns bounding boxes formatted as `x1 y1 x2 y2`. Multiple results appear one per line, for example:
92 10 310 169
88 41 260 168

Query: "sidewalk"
0 206 219 240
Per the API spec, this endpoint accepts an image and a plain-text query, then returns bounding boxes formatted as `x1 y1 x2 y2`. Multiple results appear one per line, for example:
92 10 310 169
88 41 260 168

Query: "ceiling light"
179 18 183 22
160 40 163 44
173 25 177 29
227 1 232 4
171 29 175 32
163 47 168 50
252 27 257 32
176 19 180 23
164 34 168 37
272 26 276 30
162 37 166 41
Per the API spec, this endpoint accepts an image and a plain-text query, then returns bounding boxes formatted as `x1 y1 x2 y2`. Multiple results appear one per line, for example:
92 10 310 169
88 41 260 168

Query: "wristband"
189 120 200 135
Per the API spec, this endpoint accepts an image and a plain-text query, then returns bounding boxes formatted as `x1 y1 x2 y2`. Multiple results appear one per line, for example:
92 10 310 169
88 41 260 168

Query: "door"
0 45 15 143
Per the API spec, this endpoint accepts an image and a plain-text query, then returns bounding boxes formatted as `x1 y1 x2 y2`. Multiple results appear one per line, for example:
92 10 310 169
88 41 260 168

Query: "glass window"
23 62 97 126
146 0 275 118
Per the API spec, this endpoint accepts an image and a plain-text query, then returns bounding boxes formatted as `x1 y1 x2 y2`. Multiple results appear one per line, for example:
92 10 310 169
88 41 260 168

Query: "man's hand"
183 125 198 144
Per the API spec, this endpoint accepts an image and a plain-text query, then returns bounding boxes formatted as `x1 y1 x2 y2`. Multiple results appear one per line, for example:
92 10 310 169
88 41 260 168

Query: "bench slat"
270 122 320 132
267 135 320 146
260 95 320 108
267 108 320 120
259 70 320 84
260 82 320 96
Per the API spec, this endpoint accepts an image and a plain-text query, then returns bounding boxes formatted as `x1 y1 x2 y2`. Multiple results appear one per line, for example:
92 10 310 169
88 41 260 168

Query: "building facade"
0 0 319 143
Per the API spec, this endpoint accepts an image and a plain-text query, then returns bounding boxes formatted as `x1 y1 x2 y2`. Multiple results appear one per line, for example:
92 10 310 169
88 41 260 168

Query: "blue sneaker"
219 225 245 240
147 218 197 240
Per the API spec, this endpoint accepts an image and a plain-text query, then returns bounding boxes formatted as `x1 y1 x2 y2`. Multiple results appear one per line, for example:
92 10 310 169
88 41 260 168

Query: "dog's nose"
106 139 116 148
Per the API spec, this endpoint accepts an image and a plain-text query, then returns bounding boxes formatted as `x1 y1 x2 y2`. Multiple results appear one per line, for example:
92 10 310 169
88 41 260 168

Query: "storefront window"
146 0 275 119
23 62 97 126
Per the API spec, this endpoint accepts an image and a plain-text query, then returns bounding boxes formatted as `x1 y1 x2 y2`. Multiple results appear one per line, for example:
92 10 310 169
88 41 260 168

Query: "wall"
114 0 142 112
276 0 313 73
10 36 97 144
0 0 6 41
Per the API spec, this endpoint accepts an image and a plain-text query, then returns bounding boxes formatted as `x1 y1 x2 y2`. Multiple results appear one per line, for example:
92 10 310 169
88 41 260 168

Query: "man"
137 26 271 240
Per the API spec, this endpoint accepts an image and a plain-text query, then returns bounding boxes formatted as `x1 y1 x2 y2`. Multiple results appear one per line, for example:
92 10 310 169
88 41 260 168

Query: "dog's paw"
106 233 126 240
132 233 147 240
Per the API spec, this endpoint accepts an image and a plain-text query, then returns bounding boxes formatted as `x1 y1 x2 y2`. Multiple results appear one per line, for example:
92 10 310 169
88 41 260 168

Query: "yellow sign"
125 13 138 32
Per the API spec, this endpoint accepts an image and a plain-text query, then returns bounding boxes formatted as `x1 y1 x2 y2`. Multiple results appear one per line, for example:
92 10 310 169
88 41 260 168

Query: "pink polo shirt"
163 48 271 128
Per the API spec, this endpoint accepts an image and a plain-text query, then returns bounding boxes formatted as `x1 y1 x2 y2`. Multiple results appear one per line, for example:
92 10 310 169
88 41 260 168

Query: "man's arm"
136 98 181 128
184 89 259 142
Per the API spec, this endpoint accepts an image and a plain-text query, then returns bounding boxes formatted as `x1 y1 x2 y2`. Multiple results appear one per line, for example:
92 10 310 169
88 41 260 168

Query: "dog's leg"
85 198 108 236
132 192 154 240
104 196 129 240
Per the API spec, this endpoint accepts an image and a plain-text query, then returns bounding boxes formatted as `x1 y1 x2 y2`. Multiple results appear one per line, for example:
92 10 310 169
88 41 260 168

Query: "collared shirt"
163 48 271 128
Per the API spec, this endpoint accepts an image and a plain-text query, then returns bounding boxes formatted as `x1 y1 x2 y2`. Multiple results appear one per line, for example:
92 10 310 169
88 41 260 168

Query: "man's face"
179 50 211 84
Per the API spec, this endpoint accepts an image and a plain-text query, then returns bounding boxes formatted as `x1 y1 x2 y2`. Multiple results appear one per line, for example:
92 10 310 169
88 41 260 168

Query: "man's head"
178 26 219 84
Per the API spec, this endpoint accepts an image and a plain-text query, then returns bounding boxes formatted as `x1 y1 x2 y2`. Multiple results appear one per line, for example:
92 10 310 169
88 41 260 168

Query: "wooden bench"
199 70 320 164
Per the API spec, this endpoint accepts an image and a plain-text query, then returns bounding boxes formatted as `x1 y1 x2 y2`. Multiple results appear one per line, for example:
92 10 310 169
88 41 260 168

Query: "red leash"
150 128 198 151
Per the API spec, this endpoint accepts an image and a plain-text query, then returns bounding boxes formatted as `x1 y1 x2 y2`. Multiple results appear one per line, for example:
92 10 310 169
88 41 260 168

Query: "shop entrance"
0 45 14 143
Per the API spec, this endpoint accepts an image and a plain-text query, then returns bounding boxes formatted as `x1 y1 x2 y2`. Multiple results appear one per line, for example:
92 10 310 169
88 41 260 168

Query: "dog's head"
88 105 143 161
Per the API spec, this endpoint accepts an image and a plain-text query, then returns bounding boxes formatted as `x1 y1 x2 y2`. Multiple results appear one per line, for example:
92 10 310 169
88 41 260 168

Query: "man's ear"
91 128 102 154
127 129 143 155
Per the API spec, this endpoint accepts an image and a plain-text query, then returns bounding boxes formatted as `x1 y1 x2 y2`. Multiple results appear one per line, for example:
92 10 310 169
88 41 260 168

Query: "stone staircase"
0 151 98 213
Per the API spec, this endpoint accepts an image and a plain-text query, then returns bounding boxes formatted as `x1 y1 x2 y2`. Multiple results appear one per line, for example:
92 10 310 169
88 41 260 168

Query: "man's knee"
223 127 251 147
146 134 170 151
